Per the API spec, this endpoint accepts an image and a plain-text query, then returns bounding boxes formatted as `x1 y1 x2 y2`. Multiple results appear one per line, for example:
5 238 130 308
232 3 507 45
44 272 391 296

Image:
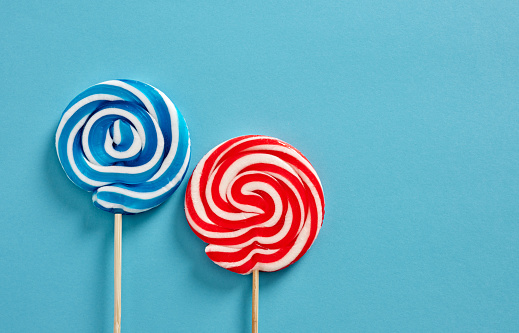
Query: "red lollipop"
185 135 325 332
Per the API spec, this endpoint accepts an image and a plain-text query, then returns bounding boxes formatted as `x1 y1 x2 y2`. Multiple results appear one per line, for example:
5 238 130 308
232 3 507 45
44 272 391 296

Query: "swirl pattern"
185 135 324 274
56 80 190 214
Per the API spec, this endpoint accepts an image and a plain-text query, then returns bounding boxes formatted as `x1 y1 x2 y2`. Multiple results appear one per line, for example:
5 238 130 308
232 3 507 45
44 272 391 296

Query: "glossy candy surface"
185 135 324 274
56 80 190 214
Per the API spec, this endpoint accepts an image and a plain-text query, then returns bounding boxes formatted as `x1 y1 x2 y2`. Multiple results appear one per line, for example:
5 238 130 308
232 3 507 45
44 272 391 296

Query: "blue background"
1 1 518 332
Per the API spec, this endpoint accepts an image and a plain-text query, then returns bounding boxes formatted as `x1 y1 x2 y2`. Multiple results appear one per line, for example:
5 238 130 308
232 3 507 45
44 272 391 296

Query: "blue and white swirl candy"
55 80 190 214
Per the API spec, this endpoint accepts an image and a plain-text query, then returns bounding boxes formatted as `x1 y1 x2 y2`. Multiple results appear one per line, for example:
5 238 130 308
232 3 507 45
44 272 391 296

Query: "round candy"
185 135 324 274
56 79 190 214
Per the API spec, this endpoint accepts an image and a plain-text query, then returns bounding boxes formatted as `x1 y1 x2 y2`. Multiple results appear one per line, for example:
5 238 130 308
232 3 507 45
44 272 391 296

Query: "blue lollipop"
55 79 190 332
56 79 190 214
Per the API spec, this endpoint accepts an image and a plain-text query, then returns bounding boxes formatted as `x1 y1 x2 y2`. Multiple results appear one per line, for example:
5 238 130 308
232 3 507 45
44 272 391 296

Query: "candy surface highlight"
185 135 324 274
56 80 190 214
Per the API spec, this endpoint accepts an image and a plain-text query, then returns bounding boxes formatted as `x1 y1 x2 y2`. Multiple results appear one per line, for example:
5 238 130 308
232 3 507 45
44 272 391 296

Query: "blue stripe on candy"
119 80 174 157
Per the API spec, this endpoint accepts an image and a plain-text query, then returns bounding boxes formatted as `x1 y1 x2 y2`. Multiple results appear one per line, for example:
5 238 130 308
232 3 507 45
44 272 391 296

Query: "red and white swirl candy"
185 135 325 274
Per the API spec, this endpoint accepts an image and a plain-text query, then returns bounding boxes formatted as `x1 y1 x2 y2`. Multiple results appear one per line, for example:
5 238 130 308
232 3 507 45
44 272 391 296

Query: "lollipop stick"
114 214 122 333
252 270 259 333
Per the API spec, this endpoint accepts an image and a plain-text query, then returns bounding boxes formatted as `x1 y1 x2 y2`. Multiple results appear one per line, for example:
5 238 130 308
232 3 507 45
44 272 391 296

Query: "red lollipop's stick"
114 214 122 333
252 270 259 333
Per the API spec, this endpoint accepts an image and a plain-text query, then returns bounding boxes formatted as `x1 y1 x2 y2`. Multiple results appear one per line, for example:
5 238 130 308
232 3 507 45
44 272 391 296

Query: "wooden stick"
114 214 122 333
252 270 259 333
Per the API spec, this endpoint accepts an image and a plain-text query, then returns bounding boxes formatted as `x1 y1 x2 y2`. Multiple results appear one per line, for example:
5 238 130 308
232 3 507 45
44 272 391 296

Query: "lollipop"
185 135 324 332
55 79 190 332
